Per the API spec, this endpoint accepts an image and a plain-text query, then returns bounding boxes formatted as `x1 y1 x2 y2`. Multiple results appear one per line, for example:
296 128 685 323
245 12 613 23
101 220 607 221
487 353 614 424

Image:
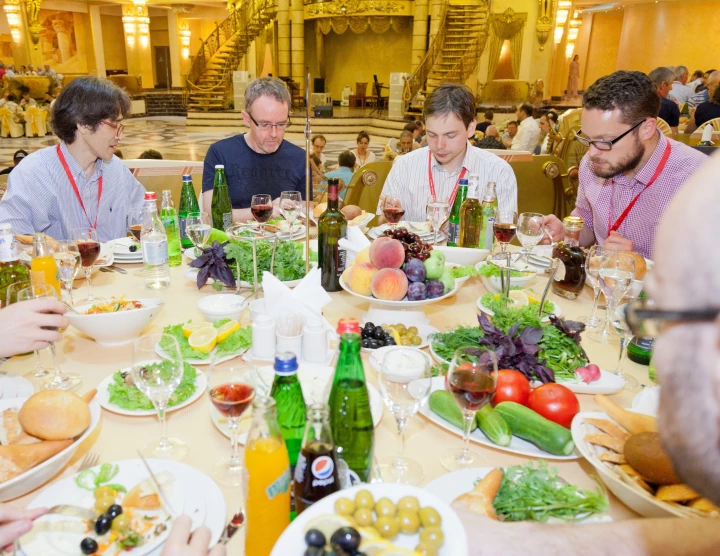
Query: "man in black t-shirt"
475 111 493 134
649 66 680 132
202 77 309 222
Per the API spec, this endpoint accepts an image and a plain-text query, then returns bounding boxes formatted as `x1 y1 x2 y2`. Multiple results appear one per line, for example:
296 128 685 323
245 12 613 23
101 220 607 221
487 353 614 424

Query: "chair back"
557 126 588 171
656 118 673 136
122 159 204 203
355 83 368 97
343 161 393 226
0 107 11 137
509 155 571 219
697 117 720 133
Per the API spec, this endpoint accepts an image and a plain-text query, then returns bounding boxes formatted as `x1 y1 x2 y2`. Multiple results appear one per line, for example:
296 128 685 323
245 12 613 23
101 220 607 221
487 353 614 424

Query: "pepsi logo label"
311 456 335 480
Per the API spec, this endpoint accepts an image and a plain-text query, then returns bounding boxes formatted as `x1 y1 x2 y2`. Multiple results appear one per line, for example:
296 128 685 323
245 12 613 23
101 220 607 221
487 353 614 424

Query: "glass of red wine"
251 194 273 235
440 347 497 471
71 228 101 304
383 196 405 231
493 210 518 254
208 356 255 486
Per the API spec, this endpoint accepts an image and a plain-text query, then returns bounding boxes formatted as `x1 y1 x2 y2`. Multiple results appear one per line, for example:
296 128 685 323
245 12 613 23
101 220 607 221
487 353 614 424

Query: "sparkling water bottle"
140 192 170 289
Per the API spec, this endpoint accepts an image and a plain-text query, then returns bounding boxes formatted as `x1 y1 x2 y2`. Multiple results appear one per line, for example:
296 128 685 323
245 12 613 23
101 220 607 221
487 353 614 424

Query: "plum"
404 258 427 283
426 280 445 299
407 281 427 301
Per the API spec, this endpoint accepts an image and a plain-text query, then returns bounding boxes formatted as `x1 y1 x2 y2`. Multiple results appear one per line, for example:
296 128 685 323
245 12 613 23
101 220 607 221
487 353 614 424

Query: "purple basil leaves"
189 241 237 290
549 315 589 360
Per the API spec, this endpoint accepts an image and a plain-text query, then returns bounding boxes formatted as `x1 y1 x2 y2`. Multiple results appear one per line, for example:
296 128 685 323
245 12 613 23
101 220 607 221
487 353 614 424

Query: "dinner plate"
154 342 248 366
419 377 580 460
271 483 468 556
424 468 612 524
339 273 461 307
0 375 33 399
347 212 374 228
210 364 384 443
96 365 207 416
18 459 226 556
367 222 439 239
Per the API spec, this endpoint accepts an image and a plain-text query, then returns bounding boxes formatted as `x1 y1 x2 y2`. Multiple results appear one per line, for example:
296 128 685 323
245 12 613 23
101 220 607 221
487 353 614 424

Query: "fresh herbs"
492 461 608 522
538 317 588 381
107 361 198 411
224 238 307 283
189 241 236 290
430 326 484 362
479 293 555 317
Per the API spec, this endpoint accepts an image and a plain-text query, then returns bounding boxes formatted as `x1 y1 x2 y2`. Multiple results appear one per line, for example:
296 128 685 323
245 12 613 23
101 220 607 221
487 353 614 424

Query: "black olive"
373 328 384 340
107 504 123 519
303 548 324 556
94 514 112 535
331 527 361 553
80 537 99 554
304 528 326 548
369 340 380 349
364 322 375 330
361 339 371 348
129 244 138 252
387 338 396 345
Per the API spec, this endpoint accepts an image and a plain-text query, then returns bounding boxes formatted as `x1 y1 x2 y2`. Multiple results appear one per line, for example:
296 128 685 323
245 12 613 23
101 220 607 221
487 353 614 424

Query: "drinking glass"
516 212 545 260
382 196 405 231
53 240 80 306
186 211 212 256
441 347 497 471
376 347 432 485
493 210 518 254
132 333 188 460
7 280 50 378
280 191 302 229
251 194 273 232
426 202 449 246
17 284 82 390
127 207 144 242
71 228 100 304
208 359 255 486
578 245 605 329
590 252 635 345
610 306 640 390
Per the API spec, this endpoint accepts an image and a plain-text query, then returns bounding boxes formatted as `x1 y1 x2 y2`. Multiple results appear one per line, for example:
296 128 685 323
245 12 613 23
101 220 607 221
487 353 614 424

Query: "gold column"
167 10 182 88
412 0 429 71
89 5 106 77
429 0 443 39
277 0 290 78
290 0 304 96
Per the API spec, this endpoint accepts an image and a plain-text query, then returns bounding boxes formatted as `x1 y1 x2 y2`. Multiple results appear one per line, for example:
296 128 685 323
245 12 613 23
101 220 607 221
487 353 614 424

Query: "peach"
369 237 405 270
343 262 378 297
371 268 409 301
355 246 371 264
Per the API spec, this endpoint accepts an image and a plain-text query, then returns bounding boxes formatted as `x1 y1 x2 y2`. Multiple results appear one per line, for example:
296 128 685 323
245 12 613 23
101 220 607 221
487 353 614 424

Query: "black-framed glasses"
576 119 645 151
624 297 720 338
245 111 290 131
100 120 124 137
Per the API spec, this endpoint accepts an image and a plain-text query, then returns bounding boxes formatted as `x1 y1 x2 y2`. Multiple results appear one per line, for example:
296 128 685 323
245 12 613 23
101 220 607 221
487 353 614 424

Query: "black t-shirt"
202 134 309 207
658 97 680 127
475 121 491 134
694 101 720 128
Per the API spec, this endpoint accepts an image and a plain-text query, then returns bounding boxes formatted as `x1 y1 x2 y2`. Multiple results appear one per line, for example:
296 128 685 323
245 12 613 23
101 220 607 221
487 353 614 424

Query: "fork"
79 452 99 471
45 504 96 521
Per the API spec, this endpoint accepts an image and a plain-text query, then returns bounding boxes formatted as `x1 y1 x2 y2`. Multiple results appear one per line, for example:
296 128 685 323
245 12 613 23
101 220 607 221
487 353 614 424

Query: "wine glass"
186 211 211 256
7 280 50 378
382 196 405 231
208 359 255 486
280 191 302 230
71 228 100 304
610 305 640 390
376 347 432 485
578 245 605 329
516 212 545 261
132 333 188 460
53 240 80 306
493 210 518 254
590 252 635 345
127 207 144 242
251 194 273 233
441 347 497 471
17 284 82 390
426 202 449 246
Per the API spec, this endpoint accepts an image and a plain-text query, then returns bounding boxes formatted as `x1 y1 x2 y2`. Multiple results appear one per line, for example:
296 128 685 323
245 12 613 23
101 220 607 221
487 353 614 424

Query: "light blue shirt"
324 167 354 199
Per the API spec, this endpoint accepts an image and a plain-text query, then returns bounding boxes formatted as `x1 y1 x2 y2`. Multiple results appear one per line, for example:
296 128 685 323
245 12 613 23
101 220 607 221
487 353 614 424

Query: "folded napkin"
701 124 714 144
262 267 333 330
339 225 371 265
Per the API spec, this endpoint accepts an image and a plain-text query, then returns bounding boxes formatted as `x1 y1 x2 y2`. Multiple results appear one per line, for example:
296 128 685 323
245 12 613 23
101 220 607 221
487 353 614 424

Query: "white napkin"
630 385 660 417
338 225 371 265
261 267 333 330
701 124 714 143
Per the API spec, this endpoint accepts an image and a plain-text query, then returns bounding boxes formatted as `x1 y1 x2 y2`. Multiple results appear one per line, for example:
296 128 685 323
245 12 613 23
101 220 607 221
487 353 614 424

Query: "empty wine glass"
441 347 497 471
516 212 546 261
382 196 404 231
71 228 100 304
17 284 82 390
578 245 605 329
7 280 50 378
251 194 273 233
590 252 635 345
377 347 432 485
493 210 518 254
186 211 211 256
208 358 255 486
53 240 80 306
280 191 302 230
610 305 640 390
426 202 449 246
132 333 188 460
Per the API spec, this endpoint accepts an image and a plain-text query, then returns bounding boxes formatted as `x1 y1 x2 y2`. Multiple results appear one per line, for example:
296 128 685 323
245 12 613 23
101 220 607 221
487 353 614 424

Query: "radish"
575 364 601 383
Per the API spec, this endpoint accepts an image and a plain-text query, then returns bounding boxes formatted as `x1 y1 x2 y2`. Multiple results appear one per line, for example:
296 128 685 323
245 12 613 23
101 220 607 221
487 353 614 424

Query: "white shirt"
686 78 702 93
378 143 518 221
668 82 693 105
510 117 540 152
351 148 375 168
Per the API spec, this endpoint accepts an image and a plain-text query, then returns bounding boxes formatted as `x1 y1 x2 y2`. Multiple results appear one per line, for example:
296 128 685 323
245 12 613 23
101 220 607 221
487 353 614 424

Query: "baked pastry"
0 440 72 482
451 468 503 519
18 390 91 441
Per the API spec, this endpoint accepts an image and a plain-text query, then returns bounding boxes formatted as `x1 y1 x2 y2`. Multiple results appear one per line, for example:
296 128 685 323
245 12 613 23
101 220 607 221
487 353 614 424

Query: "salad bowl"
66 299 164 346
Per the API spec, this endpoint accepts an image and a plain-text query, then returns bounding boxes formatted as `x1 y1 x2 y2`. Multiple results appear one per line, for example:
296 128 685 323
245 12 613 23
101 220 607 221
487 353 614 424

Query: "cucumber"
475 405 511 446
429 390 475 431
494 402 575 456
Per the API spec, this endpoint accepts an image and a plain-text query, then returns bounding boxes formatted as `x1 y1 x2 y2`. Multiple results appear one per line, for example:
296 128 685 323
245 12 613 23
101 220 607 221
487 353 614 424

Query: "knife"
218 509 245 545
106 264 127 274
137 451 178 518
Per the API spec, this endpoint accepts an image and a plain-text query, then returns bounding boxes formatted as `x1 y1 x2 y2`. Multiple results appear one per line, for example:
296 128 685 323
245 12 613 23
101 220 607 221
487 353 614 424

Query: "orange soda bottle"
30 233 61 296
245 396 291 555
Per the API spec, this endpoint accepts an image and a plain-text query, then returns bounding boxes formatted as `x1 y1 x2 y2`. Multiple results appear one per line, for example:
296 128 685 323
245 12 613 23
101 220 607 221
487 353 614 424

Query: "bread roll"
340 205 362 220
620 251 647 280
19 391 91 441
313 203 327 219
0 440 72 482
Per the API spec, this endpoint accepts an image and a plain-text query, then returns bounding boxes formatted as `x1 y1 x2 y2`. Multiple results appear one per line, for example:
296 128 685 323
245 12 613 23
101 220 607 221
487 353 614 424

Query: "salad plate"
475 261 536 293
476 295 563 321
154 343 246 366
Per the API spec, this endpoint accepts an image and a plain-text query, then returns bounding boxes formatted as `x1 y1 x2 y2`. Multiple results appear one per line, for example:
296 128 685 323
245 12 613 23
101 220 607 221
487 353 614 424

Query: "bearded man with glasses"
541 71 707 258
202 76 308 222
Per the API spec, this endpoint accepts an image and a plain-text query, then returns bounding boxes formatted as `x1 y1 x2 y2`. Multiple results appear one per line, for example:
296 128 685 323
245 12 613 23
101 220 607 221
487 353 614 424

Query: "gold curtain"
487 8 527 82
316 16 410 35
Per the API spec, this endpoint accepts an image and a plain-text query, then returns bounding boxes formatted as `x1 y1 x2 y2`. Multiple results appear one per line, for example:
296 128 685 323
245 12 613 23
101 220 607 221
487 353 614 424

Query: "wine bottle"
458 175 482 248
318 179 347 292
447 180 468 247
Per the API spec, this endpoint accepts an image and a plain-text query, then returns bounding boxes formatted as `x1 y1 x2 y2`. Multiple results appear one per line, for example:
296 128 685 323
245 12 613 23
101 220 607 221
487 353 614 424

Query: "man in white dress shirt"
377 83 517 224
668 65 694 105
510 103 540 152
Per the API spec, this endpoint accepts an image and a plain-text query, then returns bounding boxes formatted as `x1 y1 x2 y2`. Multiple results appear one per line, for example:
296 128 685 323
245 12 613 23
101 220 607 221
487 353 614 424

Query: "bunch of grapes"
383 227 433 263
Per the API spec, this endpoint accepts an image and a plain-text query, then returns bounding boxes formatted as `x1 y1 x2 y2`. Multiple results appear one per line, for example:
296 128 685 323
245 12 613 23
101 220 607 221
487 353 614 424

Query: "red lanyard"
57 145 102 230
428 151 467 207
608 141 671 234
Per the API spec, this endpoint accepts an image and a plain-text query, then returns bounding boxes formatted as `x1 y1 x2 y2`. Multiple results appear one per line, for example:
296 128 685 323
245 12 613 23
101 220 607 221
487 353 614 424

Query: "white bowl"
197 294 248 322
66 298 164 346
433 245 490 267
475 260 536 292
0 397 101 502
249 298 266 322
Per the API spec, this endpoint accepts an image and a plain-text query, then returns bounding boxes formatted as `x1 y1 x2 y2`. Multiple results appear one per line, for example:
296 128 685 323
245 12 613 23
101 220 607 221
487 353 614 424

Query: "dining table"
2 246 652 553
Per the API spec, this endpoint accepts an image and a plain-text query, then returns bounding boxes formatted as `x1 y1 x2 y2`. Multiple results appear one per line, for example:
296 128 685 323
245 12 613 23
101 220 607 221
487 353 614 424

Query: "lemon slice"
377 548 422 556
181 321 213 339
357 526 382 541
188 328 218 353
215 320 240 343
508 290 529 307
360 539 392 556
305 514 351 541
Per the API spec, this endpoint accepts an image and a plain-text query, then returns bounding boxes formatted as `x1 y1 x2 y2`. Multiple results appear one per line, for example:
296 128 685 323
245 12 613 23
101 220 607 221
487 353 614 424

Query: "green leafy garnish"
95 463 119 486
224 238 307 283
75 463 123 492
451 265 478 279
216 326 252 357
430 326 484 362
479 293 555 316
75 469 97 491
159 320 252 360
107 361 198 411
478 263 525 278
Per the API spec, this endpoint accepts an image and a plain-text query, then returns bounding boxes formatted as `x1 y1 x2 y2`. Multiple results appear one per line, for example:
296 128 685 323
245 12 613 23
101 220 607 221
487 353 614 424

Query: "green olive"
397 496 420 513
374 497 397 518
407 326 419 335
418 507 442 528
415 542 439 556
374 516 400 539
353 507 374 527
412 336 422 346
111 513 131 532
395 324 406 333
334 497 355 516
94 496 115 513
94 486 115 500
354 489 375 510
397 510 420 534
419 526 444 549
401 338 412 346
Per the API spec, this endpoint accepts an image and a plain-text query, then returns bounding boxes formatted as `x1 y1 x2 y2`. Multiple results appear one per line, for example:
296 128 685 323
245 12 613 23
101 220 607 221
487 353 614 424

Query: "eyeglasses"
624 297 720 338
246 111 290 131
100 120 124 137
576 119 645 151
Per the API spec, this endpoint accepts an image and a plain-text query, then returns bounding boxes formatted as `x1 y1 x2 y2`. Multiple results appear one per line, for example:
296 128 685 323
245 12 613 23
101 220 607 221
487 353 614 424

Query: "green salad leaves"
224 237 307 283
159 319 252 361
478 264 525 278
107 361 198 412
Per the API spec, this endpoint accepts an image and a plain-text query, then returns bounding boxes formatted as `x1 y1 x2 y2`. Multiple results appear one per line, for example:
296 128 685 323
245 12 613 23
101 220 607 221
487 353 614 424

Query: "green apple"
439 266 456 294
423 250 445 280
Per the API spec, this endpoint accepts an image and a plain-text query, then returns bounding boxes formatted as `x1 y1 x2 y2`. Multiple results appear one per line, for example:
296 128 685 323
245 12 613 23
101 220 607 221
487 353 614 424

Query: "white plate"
419 377 580 460
0 376 34 399
271 483 468 556
424 468 612 524
339 272 461 307
97 365 207 416
531 370 626 395
21 243 114 268
367 222 438 239
429 341 451 365
242 347 337 367
18 459 226 556
475 296 563 321
184 268 215 287
111 237 142 255
475 261 536 293
368 345 433 373
183 247 199 261
154 342 247 366
210 364 384 442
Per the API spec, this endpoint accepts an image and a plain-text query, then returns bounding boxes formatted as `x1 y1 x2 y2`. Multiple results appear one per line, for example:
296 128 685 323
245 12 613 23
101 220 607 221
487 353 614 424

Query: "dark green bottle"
270 352 306 469
211 165 233 231
447 182 468 247
318 179 347 292
178 175 200 249
627 337 653 366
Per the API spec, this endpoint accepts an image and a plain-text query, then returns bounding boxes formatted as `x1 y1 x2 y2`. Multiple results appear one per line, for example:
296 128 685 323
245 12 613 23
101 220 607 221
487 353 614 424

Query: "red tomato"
491 370 531 407
527 383 580 429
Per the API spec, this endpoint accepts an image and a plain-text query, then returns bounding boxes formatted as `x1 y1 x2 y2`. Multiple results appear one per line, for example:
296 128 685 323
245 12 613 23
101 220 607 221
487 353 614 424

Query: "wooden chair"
0 107 23 138
656 118 673 136
697 117 720 133
343 161 393 227
510 155 572 219
349 83 368 109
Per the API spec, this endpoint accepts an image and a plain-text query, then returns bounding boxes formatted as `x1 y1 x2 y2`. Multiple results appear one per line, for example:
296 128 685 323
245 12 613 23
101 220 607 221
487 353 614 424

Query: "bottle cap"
562 216 584 230
274 352 298 374
215 165 224 169
144 192 157 201
336 318 360 335
459 178 468 185
182 175 192 181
